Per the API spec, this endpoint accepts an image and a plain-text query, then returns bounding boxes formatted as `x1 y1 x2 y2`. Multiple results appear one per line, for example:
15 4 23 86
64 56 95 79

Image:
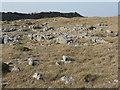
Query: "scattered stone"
4 62 12 65
18 29 29 32
105 30 113 33
42 22 48 26
47 87 58 90
56 37 74 44
62 56 74 63
29 33 55 41
28 33 33 40
3 28 16 32
57 27 68 30
97 23 108 26
0 82 8 87
26 22 35 25
11 24 19 26
32 26 42 30
43 26 54 31
3 35 9 44
91 37 107 43
28 57 39 66
9 66 20 72
114 80 119 83
55 61 64 65
13 58 23 64
35 43 44 46
60 76 75 84
113 32 118 36
33 73 44 81
1 34 23 44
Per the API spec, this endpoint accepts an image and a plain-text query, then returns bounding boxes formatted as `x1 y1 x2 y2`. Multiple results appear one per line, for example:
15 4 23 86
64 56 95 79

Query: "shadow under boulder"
2 62 10 76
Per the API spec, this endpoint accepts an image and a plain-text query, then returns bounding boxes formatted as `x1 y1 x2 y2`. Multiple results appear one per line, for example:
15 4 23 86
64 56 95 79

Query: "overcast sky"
1 2 118 17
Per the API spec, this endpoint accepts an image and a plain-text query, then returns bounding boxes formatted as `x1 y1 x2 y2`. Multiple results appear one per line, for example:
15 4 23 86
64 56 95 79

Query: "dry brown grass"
2 16 118 88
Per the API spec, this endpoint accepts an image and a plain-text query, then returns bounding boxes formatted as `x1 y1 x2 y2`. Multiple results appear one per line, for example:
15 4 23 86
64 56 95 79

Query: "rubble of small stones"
1 20 118 46
0 33 23 45
26 24 118 46
2 28 17 32
28 33 54 41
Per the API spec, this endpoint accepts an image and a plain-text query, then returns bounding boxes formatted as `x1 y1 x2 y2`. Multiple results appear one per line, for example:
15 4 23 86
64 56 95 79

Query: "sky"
1 2 119 17
1 0 120 2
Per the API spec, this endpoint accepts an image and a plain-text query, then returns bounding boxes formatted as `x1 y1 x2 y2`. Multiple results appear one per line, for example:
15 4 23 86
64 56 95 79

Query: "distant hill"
0 12 84 21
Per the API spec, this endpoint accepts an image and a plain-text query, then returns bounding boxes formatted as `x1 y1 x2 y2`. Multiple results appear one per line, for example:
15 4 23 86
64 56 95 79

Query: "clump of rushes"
16 46 31 51
84 74 98 82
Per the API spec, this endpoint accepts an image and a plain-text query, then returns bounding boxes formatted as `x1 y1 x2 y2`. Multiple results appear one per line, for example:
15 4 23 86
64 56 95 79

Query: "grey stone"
105 30 113 33
97 23 108 26
91 37 107 43
28 34 33 40
0 82 8 87
35 43 44 46
62 56 74 63
26 22 35 25
114 32 118 36
43 26 54 31
9 66 20 72
33 73 44 80
3 28 16 32
58 27 68 30
55 61 64 65
42 22 48 26
3 35 9 44
4 62 12 65
30 33 54 41
18 29 29 32
60 76 75 84
13 58 23 64
47 87 58 90
56 37 74 44
28 57 39 66
2 34 23 44
11 24 18 26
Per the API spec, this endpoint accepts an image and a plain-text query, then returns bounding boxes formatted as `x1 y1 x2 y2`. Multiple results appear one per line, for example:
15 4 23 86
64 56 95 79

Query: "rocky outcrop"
1 12 84 21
